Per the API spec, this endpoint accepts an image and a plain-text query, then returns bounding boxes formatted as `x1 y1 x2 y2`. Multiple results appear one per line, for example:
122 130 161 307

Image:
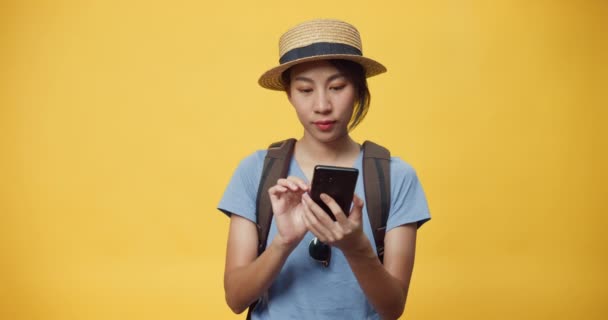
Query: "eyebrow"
293 73 346 83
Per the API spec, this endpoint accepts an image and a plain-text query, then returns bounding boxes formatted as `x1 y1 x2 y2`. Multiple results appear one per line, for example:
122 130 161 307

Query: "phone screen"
310 165 359 221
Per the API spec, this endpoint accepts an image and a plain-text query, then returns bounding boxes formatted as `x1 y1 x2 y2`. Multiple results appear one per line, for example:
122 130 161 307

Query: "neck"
296 134 360 166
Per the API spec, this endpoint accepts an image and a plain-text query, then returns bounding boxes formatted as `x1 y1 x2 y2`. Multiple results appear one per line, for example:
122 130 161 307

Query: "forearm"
343 238 408 320
224 238 294 314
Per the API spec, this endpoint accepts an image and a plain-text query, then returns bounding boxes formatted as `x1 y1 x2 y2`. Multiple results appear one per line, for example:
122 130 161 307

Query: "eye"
297 88 313 94
330 84 346 91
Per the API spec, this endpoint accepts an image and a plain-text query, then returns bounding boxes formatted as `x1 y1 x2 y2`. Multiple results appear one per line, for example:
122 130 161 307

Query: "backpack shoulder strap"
255 138 296 255
362 140 391 263
249 138 296 319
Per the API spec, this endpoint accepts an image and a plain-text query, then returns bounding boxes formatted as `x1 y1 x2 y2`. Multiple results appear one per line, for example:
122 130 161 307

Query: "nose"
313 90 332 114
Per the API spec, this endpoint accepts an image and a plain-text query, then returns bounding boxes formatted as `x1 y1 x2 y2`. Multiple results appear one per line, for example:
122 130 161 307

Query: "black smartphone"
310 165 359 221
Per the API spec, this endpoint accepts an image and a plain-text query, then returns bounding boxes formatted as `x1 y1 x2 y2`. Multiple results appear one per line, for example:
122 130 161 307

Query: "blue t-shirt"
218 149 431 320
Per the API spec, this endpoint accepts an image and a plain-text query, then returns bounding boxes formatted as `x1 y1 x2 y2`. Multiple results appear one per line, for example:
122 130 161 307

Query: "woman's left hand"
301 193 368 253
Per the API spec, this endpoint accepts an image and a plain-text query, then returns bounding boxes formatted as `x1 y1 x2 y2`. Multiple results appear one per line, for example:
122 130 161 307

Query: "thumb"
349 194 364 221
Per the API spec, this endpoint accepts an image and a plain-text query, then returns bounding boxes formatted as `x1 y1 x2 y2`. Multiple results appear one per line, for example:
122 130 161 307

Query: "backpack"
248 138 391 318
255 138 391 260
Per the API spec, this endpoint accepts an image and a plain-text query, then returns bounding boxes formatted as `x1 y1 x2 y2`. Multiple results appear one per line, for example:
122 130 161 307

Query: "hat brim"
258 54 387 91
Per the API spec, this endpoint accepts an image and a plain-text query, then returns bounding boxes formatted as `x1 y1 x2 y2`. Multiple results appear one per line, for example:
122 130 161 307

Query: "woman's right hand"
267 176 309 249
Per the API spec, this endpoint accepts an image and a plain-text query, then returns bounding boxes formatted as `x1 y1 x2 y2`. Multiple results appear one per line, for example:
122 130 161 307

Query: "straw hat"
258 19 387 90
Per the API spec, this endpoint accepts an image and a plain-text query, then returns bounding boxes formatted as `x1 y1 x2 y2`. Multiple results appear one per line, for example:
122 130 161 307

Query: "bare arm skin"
223 215 295 314
342 224 417 320
302 193 417 320
223 177 309 314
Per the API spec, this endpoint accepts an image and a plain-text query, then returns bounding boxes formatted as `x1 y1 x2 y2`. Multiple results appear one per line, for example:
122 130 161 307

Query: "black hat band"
279 42 362 64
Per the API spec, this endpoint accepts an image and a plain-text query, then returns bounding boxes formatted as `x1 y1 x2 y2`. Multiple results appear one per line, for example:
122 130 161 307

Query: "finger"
286 176 310 191
303 193 336 226
267 185 288 197
320 193 349 224
306 193 348 244
348 194 364 221
276 178 302 192
300 202 324 240
301 198 327 240
301 195 334 241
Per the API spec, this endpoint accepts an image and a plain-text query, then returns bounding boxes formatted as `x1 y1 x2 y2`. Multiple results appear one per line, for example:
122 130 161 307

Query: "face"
286 60 357 143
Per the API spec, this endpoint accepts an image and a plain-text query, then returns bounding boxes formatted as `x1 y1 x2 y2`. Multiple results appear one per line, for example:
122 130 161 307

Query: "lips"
313 120 336 131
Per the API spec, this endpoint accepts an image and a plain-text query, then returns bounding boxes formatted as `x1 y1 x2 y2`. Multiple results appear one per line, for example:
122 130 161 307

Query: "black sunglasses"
308 237 331 267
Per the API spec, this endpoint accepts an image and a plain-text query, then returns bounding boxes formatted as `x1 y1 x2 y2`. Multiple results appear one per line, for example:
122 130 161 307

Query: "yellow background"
1 0 606 319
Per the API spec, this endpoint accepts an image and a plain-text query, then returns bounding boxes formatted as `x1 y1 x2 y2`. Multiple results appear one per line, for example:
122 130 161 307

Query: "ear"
285 89 294 105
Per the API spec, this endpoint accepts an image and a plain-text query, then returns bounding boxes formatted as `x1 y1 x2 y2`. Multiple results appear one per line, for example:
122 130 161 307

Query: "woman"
218 19 430 320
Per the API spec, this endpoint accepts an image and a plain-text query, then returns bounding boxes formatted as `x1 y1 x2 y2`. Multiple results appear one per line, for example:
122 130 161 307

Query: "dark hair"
281 59 371 131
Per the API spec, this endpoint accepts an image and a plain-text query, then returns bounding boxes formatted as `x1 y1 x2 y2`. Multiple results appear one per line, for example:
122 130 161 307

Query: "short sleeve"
386 157 431 231
217 150 266 223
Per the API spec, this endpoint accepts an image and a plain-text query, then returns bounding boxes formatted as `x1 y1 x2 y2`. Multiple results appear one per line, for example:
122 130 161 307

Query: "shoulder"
228 149 268 190
236 138 296 173
217 149 269 220
363 141 416 176
386 156 431 228
236 149 268 171
389 156 418 180
388 156 425 198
